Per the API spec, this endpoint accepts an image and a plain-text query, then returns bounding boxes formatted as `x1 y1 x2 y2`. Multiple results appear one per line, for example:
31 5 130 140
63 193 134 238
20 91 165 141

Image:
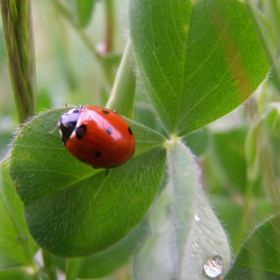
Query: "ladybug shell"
58 106 135 169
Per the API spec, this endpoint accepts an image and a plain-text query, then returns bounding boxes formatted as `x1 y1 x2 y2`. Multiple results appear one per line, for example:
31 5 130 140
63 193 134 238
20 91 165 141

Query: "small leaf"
0 157 38 269
129 0 271 136
76 0 95 27
225 213 280 279
134 142 231 279
9 109 166 257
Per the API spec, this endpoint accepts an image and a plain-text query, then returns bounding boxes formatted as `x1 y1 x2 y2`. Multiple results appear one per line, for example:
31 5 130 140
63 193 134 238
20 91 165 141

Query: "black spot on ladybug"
75 125 86 140
106 126 112 135
128 126 133 135
94 151 102 158
102 109 110 115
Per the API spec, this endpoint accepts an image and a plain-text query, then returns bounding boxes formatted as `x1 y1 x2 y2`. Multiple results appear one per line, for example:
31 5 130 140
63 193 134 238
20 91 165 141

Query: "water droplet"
194 214 200 222
204 254 223 279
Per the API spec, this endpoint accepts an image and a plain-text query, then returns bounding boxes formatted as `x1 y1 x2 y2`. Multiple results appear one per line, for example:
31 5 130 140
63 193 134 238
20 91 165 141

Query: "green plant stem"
42 250 57 280
237 113 261 253
0 0 36 123
106 40 136 118
65 258 83 280
51 0 113 85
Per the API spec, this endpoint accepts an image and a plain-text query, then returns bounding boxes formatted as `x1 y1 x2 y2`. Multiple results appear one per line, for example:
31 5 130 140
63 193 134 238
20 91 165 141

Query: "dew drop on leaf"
204 254 223 279
194 214 200 222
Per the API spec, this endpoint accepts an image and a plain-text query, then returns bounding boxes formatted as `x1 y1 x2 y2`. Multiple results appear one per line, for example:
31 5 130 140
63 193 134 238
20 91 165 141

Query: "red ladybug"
57 106 135 169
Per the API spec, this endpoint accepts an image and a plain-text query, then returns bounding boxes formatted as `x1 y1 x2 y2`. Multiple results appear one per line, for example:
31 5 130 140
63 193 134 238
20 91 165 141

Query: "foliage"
0 0 280 279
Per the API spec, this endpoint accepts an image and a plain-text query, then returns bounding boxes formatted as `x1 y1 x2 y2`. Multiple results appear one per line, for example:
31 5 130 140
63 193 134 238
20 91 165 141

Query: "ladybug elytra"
57 106 135 169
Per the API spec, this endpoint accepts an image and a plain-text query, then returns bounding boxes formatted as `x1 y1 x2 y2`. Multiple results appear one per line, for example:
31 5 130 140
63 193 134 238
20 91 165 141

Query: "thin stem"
106 40 136 117
51 0 113 85
0 0 36 123
65 258 83 280
104 0 115 53
42 250 58 280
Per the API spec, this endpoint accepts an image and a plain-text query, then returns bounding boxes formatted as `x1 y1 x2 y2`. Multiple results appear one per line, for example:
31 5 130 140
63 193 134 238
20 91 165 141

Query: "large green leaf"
9 109 166 257
134 142 231 279
54 218 149 278
129 0 271 136
0 157 38 269
225 213 280 280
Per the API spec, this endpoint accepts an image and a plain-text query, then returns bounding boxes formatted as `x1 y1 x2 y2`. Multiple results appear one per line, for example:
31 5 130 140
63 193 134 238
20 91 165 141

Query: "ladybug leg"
64 103 68 113
113 110 119 115
105 169 110 175
49 124 58 134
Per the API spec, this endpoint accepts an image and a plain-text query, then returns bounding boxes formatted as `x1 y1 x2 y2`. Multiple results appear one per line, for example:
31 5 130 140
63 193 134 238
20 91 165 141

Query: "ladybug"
57 106 135 169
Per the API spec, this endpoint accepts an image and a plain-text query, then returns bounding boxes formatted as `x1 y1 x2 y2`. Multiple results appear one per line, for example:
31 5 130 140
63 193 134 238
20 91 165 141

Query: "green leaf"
0 157 38 269
134 142 231 279
129 0 271 136
76 0 95 27
256 1 280 86
54 218 149 278
0 157 39 279
225 213 280 280
9 109 166 257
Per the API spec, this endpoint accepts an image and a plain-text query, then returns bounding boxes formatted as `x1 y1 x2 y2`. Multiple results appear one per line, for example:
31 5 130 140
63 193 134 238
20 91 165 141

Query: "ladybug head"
58 107 82 144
